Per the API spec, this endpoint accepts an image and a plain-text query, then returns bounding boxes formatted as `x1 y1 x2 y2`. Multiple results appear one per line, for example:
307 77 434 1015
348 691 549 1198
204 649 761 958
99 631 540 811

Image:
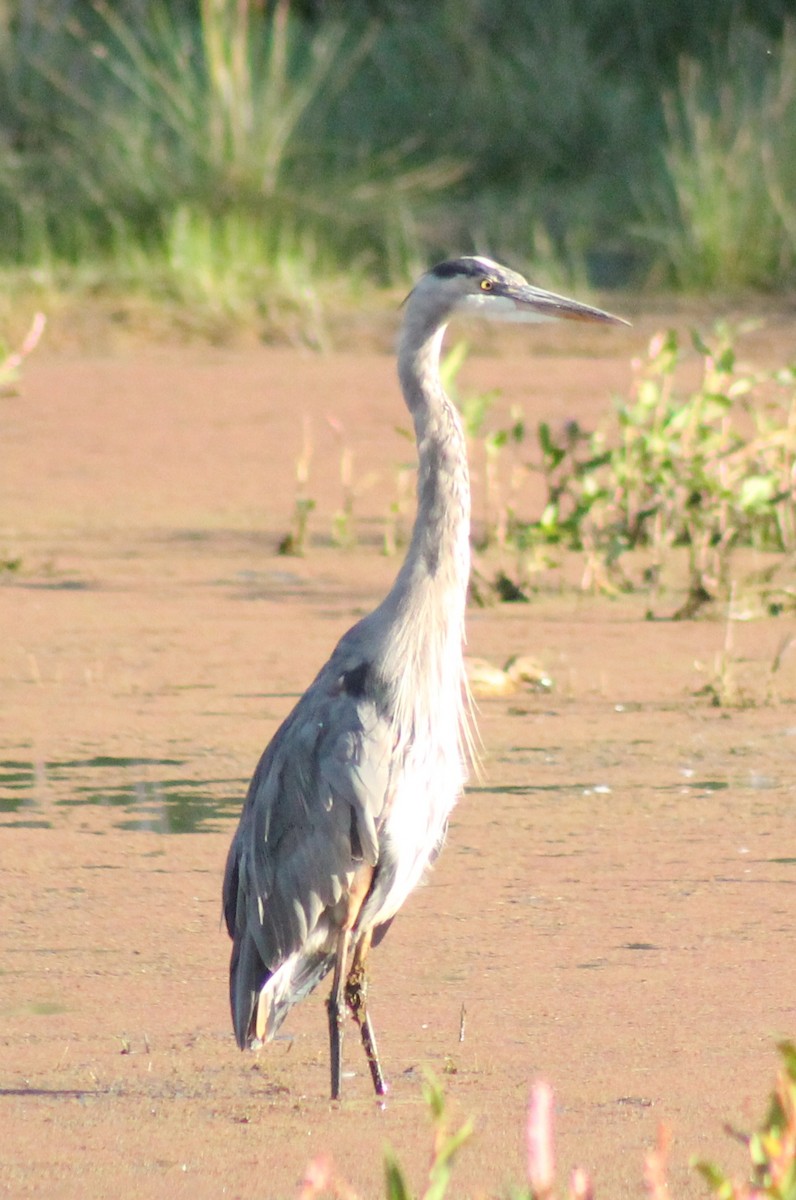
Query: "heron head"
408 256 628 328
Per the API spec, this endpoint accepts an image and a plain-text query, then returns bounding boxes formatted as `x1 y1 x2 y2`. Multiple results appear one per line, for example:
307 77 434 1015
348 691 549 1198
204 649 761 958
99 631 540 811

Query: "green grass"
1 0 795 334
640 21 796 290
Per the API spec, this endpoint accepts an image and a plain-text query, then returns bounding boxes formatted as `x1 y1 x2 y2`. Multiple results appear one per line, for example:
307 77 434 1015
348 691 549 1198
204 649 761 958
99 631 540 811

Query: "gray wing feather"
318 697 393 865
223 656 396 1042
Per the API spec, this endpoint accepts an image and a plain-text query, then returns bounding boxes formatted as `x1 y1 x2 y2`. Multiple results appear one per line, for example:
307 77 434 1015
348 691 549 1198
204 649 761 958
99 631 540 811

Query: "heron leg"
327 866 377 1100
345 932 387 1097
327 928 351 1101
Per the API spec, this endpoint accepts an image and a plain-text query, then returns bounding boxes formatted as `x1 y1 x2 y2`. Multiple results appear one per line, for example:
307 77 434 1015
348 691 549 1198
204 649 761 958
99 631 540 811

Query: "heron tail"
230 930 336 1049
229 928 268 1048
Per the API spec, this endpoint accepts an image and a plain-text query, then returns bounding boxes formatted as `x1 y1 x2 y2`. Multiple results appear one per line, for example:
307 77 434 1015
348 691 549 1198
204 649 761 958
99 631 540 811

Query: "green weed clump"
584 325 796 610
695 1041 796 1200
461 325 796 614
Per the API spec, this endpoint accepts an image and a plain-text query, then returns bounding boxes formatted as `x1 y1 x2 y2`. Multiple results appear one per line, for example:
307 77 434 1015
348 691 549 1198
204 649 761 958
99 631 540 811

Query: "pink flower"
296 1154 333 1200
570 1166 595 1200
526 1081 556 1198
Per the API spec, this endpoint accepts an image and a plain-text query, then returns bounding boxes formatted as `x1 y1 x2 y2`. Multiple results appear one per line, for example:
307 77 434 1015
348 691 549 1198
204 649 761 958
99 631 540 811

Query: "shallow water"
0 755 245 833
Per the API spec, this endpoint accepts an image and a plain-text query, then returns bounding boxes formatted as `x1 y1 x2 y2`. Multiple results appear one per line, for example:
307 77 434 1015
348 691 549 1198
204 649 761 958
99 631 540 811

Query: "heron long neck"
397 323 471 593
373 319 471 730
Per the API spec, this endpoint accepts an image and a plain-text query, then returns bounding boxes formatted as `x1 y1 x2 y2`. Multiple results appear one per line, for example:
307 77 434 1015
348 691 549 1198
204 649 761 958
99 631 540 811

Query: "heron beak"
507 283 630 326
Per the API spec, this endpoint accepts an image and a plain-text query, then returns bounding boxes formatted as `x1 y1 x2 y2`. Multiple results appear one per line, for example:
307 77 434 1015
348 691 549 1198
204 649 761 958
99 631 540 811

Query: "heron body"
222 257 626 1098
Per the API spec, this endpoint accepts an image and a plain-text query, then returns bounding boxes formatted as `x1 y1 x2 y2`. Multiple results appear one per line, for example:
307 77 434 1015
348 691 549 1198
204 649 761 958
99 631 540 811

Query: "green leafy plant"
695 1041 796 1200
525 418 611 553
596 325 796 610
461 324 796 610
384 1075 473 1200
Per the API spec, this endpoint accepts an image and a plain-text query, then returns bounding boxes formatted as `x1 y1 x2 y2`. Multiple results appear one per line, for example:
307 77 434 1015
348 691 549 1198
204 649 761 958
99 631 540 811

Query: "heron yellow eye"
480 279 494 291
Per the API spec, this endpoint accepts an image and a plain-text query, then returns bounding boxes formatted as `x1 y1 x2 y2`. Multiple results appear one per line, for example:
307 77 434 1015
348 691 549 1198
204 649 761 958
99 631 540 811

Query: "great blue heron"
222 256 626 1100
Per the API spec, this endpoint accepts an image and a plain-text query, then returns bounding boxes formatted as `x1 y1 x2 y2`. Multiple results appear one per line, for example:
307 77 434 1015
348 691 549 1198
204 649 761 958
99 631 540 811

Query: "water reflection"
0 756 244 833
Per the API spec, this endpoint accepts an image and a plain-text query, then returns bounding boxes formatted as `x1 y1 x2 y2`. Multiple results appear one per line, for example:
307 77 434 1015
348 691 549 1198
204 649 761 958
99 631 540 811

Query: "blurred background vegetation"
1 0 795 339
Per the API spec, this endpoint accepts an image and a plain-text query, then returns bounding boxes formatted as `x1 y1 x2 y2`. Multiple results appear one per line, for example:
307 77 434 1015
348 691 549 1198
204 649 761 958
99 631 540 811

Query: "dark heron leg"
345 932 387 1096
326 928 351 1101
